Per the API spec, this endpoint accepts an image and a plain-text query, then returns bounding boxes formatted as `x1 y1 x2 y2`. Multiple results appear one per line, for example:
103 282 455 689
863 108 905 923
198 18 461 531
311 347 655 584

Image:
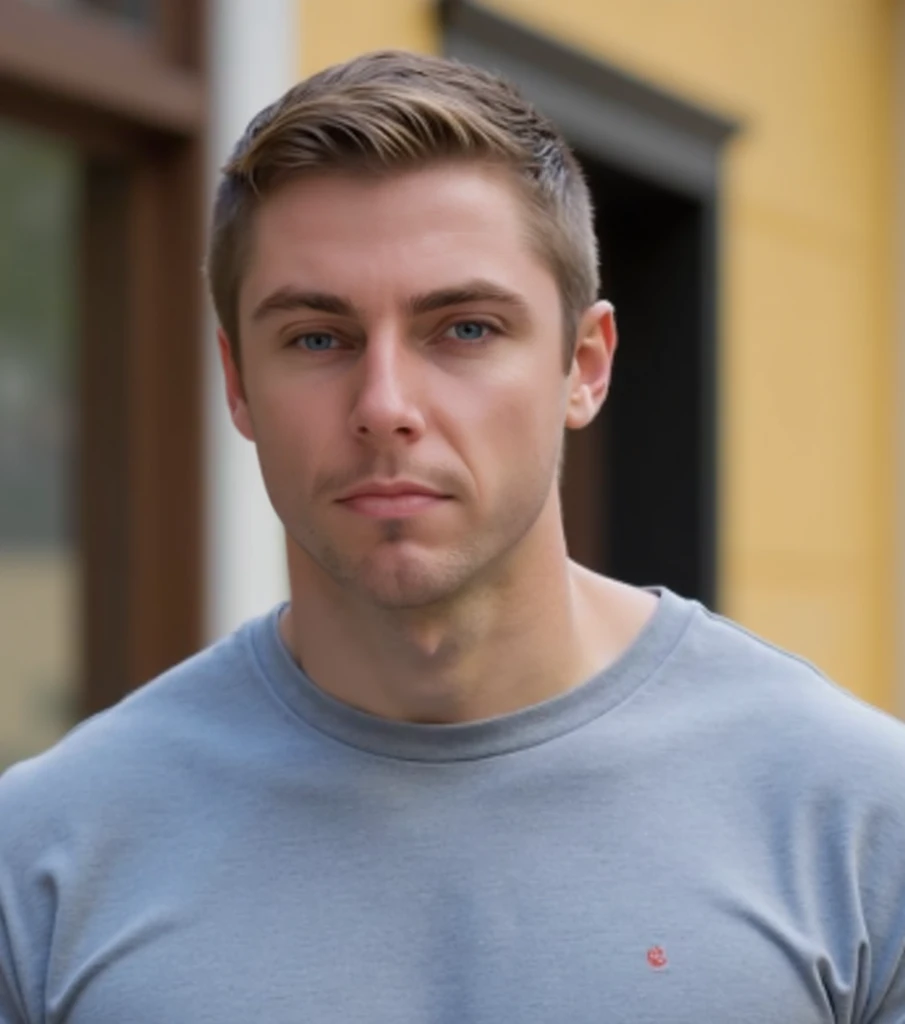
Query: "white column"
204 0 300 640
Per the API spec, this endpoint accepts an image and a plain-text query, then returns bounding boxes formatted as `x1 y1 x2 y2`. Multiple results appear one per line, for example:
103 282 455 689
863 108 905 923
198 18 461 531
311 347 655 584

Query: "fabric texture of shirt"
2 588 905 1023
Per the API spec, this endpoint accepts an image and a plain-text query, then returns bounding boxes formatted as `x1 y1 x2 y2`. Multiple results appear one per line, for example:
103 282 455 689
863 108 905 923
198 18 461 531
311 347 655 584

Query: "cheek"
246 376 336 470
457 368 565 473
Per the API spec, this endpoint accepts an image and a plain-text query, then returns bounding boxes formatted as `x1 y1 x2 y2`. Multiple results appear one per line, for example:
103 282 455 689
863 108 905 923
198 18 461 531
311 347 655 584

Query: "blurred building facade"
0 0 902 768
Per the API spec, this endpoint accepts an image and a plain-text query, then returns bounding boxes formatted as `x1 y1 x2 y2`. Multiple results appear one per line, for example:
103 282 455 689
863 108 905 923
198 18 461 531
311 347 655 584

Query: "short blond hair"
207 50 599 368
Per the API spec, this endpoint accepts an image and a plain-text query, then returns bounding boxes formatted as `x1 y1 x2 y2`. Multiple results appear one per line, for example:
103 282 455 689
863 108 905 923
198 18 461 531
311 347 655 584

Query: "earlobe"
565 300 617 430
217 328 255 441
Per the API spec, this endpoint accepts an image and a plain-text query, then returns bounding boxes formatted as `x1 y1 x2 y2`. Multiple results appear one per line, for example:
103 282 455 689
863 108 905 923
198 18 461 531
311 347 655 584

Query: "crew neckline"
245 587 697 763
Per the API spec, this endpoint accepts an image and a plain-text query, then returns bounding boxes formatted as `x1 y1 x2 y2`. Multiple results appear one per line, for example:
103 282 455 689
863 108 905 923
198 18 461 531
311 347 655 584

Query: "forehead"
239 163 558 316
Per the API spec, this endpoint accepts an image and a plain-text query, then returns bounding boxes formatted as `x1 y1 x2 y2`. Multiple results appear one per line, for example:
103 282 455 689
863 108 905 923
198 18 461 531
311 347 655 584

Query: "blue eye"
447 321 491 343
296 332 337 351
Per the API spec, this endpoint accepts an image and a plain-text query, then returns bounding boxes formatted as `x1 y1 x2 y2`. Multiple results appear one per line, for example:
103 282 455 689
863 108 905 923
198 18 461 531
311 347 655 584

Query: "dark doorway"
440 0 735 609
561 158 716 604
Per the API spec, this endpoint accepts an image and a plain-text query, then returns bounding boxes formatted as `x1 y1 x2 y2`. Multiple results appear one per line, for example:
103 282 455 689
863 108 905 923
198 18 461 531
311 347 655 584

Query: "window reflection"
0 121 80 770
23 0 154 31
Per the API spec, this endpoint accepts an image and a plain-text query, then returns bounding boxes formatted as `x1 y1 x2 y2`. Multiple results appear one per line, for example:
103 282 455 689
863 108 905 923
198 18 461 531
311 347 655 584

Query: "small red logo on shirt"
646 946 668 969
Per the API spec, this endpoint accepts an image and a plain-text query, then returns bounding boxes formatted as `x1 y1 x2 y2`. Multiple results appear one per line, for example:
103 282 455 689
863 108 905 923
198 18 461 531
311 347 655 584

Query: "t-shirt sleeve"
0 763 55 1024
857 739 905 1024
866 931 905 1023
869 989 905 1023
0 916 29 1024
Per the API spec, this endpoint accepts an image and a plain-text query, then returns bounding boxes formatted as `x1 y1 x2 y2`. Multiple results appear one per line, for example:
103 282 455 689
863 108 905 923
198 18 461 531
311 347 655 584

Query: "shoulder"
679 605 905 1016
0 618 259 846
0 621 265 1024
672 597 905 803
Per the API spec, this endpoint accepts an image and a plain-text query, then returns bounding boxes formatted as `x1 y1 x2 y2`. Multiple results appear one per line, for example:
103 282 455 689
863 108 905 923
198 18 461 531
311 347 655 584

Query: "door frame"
439 0 736 606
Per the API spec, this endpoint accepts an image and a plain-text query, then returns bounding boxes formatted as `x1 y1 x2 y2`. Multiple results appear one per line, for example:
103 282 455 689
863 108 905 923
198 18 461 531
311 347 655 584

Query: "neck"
280 503 656 724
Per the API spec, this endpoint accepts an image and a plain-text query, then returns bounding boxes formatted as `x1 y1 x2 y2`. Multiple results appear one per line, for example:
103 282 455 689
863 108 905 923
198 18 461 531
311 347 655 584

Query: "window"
0 0 205 766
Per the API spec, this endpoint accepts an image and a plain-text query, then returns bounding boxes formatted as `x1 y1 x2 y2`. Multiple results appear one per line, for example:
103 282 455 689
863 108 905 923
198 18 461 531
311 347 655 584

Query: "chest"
49 802 850 1024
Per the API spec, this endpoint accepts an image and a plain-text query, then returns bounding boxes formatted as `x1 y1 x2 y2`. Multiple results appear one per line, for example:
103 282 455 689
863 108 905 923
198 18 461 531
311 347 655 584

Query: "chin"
356 550 469 610
291 516 517 610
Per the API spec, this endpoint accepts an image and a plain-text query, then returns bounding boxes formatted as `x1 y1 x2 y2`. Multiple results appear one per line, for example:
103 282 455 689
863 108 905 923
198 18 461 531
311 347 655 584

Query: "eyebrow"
251 288 355 322
250 278 531 323
407 280 531 318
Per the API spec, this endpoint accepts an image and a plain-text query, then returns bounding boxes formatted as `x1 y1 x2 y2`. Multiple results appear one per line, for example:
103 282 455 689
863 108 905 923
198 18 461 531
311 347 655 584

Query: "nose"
348 331 426 446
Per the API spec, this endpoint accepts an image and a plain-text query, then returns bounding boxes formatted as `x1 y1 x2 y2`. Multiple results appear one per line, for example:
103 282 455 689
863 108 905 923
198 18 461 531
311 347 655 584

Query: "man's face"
224 163 604 609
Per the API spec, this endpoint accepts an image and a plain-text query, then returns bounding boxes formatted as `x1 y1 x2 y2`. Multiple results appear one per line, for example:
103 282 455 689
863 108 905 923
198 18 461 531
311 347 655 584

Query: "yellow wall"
302 0 435 70
301 0 898 711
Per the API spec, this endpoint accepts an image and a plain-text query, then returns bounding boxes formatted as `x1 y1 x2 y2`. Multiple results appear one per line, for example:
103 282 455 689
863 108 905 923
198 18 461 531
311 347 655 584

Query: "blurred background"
1 0 903 769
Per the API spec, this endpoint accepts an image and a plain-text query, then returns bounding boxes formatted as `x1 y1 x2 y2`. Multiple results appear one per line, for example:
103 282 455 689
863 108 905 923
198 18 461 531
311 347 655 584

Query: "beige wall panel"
728 209 876 558
0 552 78 765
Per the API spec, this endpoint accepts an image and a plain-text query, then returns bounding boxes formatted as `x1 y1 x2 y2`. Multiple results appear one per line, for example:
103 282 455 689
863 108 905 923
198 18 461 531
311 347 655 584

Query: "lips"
337 480 450 518
338 480 446 501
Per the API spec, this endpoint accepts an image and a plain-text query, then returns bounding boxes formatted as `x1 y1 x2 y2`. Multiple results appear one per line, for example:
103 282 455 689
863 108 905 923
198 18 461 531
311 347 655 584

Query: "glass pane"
0 120 80 770
24 0 154 31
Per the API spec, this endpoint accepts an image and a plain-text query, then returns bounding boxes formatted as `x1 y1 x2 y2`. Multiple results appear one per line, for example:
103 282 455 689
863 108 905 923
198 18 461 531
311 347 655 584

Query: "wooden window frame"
0 0 206 712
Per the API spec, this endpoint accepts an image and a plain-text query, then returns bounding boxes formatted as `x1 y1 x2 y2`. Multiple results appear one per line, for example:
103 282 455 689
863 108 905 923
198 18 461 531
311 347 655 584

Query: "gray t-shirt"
2 589 905 1023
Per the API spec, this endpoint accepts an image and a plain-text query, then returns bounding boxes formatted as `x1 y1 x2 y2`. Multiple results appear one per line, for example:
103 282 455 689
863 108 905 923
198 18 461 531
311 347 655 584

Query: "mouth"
336 481 452 519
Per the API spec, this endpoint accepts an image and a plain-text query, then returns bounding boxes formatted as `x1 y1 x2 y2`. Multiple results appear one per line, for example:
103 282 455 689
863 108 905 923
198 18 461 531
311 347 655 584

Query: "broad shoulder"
675 599 905 804
0 622 260 848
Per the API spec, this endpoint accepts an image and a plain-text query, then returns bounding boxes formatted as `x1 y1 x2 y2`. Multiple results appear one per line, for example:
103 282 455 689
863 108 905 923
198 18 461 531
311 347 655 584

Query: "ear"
217 328 255 441
565 300 617 430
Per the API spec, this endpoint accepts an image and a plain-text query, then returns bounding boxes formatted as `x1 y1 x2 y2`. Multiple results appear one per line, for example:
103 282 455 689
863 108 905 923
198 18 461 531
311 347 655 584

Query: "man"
1 50 904 1024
